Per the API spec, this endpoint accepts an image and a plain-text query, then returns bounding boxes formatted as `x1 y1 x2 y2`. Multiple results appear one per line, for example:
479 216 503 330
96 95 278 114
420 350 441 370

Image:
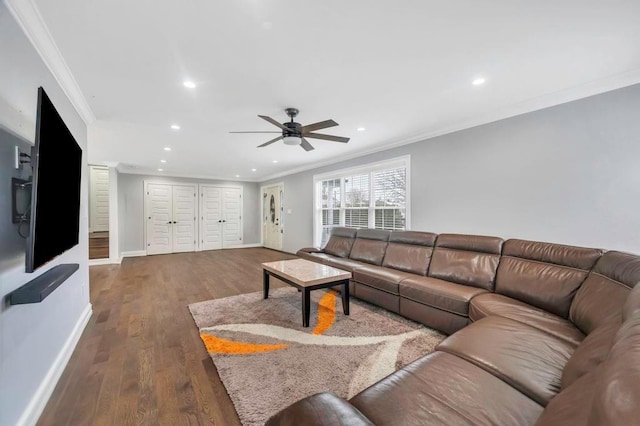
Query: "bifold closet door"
146 183 196 255
89 166 109 232
200 186 223 250
222 187 242 247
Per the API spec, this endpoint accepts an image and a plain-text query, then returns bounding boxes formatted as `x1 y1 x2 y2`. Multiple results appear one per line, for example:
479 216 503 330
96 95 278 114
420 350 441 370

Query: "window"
314 156 410 246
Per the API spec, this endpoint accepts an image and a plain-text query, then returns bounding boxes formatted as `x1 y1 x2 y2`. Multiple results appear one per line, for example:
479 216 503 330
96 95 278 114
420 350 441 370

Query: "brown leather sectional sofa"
266 228 640 425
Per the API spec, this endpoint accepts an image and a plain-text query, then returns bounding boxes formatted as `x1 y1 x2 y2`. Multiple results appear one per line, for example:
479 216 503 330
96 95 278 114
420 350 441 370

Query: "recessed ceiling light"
164 147 171 151
272 160 278 163
170 124 180 130
183 81 196 89
251 168 257 172
235 174 240 178
160 159 167 163
357 127 366 132
158 168 164 172
472 77 486 86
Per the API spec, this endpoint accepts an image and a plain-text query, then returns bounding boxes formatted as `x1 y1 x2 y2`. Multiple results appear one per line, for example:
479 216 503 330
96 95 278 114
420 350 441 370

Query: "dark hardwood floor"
89 232 109 259
38 248 296 426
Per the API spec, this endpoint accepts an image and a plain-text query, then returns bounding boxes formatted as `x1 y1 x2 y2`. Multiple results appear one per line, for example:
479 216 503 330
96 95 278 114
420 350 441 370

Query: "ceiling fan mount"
230 108 350 151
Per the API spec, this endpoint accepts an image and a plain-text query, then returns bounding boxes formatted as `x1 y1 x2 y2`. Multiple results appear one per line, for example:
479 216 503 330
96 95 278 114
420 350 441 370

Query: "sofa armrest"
265 393 374 426
298 247 324 254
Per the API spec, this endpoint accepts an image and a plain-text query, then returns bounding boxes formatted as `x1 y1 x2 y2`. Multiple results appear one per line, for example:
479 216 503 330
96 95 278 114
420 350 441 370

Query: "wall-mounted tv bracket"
12 177 32 224
14 146 32 169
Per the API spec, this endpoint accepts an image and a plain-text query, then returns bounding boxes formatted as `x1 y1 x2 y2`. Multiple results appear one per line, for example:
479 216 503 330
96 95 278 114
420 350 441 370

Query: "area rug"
188 287 444 425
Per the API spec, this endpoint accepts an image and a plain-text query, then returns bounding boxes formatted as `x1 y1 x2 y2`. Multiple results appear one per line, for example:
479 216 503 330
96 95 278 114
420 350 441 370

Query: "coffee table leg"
302 289 311 327
342 280 350 315
263 270 269 299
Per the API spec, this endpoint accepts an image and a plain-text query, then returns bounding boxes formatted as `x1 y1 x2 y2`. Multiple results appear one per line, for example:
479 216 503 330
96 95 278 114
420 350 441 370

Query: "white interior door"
263 185 283 250
146 183 173 255
200 186 223 250
222 187 242 248
89 166 109 232
172 185 197 253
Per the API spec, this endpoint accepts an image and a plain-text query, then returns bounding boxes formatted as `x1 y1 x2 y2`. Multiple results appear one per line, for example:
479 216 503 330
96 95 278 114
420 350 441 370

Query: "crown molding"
116 165 260 183
5 0 96 124
259 68 640 183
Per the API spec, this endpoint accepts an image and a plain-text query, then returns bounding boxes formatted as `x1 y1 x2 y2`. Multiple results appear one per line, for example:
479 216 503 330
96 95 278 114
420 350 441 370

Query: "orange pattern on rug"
312 291 337 335
202 290 338 354
200 333 288 354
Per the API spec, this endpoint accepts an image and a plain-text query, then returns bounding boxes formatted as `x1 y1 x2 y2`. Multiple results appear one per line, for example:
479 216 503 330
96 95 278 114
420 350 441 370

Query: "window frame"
313 155 411 247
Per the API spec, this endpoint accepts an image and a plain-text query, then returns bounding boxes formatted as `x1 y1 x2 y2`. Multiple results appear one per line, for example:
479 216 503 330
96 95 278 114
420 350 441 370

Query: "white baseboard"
121 250 147 258
223 243 263 249
88 256 122 266
17 303 93 426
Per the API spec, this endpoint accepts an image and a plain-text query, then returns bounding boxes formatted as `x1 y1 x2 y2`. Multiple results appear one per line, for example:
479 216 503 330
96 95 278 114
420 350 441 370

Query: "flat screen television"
26 87 82 273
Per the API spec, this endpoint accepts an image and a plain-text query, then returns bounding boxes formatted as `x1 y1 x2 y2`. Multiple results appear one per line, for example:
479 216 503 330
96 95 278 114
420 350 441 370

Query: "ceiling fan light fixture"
283 135 302 146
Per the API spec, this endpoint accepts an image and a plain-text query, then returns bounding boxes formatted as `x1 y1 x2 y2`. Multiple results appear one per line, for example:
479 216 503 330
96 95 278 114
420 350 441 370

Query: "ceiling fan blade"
257 135 283 148
258 115 290 131
230 131 282 134
301 119 338 133
304 133 350 143
300 137 315 151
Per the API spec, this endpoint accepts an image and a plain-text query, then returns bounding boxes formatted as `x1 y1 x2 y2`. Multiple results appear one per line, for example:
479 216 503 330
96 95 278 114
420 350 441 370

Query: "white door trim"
260 182 284 248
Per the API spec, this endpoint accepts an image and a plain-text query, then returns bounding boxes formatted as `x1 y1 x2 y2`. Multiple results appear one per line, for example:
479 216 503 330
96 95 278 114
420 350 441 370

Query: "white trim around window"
312 155 411 246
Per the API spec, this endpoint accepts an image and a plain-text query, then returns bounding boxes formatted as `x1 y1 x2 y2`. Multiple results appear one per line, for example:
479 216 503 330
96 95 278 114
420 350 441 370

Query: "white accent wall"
0 5 90 426
262 83 640 255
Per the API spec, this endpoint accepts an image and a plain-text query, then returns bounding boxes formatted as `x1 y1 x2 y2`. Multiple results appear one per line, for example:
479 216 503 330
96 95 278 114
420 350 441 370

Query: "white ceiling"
32 0 640 181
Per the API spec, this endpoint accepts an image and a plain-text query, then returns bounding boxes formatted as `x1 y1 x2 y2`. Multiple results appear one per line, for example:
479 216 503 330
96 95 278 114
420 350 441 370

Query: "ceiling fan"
230 108 350 151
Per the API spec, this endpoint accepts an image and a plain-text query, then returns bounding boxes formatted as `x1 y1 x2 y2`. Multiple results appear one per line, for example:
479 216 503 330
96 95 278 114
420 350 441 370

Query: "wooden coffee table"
262 259 352 327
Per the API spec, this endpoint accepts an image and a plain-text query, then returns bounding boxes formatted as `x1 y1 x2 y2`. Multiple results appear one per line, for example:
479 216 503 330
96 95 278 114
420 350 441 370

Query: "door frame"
143 180 199 255
197 183 244 251
260 182 284 249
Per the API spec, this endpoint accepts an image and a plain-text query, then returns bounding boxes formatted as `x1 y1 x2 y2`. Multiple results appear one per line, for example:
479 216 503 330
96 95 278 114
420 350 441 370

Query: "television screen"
26 87 82 272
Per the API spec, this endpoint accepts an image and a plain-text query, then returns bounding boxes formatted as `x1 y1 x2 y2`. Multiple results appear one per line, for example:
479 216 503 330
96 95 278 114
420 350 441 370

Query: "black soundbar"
8 263 79 305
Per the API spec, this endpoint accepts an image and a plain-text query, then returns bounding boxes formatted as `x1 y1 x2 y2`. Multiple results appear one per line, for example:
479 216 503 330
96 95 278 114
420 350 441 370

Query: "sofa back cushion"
428 234 503 291
381 231 437 276
495 239 603 318
569 251 640 334
323 227 358 258
587 285 640 425
349 229 390 265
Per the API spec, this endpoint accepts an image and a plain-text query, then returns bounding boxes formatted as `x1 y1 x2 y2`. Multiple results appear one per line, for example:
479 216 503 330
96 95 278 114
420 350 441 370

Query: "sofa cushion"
437 316 575 406
350 351 544 426
561 320 618 389
349 229 390 265
533 367 599 426
429 234 503 291
323 227 358 258
381 231 436 275
495 239 603 318
399 276 488 316
469 293 584 346
588 288 640 425
265 392 374 426
306 253 366 272
353 265 414 294
569 251 640 334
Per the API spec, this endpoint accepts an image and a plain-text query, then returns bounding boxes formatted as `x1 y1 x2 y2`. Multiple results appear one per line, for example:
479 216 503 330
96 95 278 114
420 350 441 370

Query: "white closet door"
90 166 110 232
146 183 173 255
222 187 242 247
172 185 197 253
200 186 223 251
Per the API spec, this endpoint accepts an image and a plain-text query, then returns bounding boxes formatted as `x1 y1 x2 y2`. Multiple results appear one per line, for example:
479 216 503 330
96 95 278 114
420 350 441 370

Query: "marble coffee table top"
262 258 352 287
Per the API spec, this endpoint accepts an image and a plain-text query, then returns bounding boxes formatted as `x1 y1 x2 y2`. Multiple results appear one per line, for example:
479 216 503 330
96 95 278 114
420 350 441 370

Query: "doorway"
262 183 283 251
88 165 109 259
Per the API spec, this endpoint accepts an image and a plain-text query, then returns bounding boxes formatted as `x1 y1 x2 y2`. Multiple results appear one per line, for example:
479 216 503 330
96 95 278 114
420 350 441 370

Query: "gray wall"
263 83 640 254
0 5 90 425
118 173 260 252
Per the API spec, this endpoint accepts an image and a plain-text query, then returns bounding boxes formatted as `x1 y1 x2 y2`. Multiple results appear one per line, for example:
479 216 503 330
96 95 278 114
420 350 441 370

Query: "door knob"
167 221 172 224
